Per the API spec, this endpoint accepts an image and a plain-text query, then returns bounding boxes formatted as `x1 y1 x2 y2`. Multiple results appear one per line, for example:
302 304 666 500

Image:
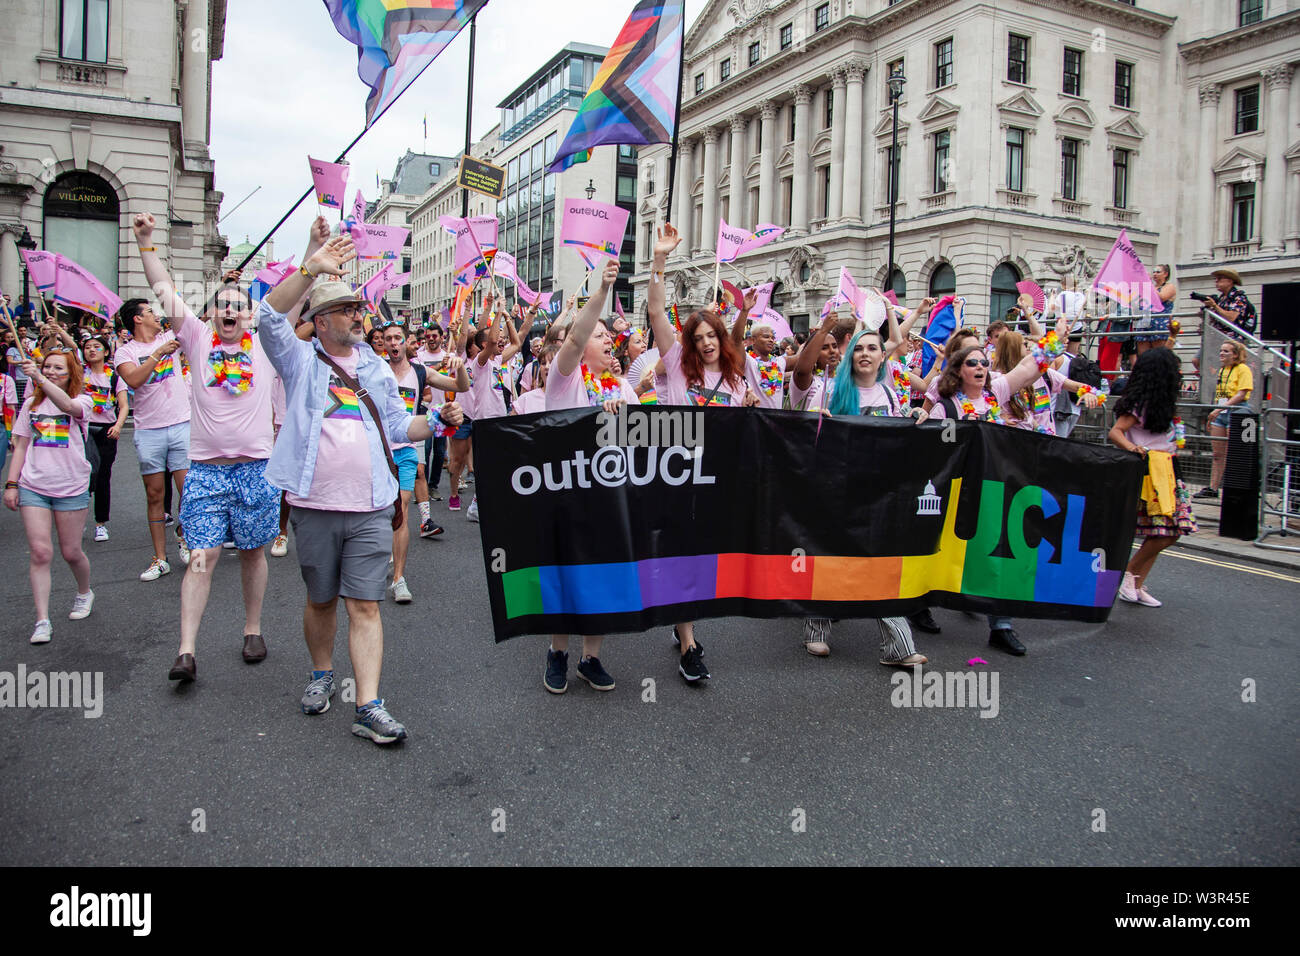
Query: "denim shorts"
134 421 192 475
453 417 473 441
1211 407 1239 432
393 446 420 492
19 487 90 511
178 459 279 550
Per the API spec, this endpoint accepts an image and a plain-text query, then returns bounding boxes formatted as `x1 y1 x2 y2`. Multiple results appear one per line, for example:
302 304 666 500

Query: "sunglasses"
964 358 991 368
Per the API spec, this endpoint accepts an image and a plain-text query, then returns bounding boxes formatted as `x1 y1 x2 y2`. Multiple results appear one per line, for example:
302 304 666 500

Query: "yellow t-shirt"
1216 363 1252 401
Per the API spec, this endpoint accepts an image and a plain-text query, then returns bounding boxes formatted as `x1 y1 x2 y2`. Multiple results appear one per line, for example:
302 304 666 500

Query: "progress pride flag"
560 199 628 263
309 156 349 209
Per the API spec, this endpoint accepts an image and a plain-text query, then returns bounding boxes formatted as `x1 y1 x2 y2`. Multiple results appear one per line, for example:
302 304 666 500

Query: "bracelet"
138 246 156 252
299 264 314 278
4 481 17 489
425 407 445 432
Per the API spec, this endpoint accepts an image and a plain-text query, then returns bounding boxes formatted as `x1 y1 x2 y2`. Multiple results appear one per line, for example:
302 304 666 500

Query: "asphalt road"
1 436 1296 866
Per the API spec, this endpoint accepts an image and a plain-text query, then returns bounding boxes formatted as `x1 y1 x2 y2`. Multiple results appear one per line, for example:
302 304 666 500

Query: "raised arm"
887 297 933 360
646 224 682 354
555 260 618 379
20 359 85 417
730 288 756 350
265 218 348 315
794 310 837 390
132 213 198 332
502 305 536 364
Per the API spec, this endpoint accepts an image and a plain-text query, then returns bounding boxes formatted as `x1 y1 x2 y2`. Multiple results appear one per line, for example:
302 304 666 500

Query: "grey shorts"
134 421 191 475
289 505 394 604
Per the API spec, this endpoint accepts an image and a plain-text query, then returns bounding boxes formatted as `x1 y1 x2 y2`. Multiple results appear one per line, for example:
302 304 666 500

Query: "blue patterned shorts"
178 459 279 551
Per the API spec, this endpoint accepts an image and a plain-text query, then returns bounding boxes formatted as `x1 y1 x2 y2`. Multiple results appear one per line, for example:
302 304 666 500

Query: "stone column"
1194 83 1220 261
758 101 777 224
673 137 694 258
1259 63 1293 254
182 0 210 153
829 70 847 221
700 127 720 253
729 115 748 229
0 225 20 308
792 85 812 232
841 61 867 222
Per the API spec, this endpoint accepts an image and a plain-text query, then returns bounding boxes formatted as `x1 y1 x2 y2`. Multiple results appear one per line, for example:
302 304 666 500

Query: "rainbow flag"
324 0 488 127
399 385 417 415
32 414 70 448
325 381 364 421
548 1 683 172
148 354 176 383
86 383 113 414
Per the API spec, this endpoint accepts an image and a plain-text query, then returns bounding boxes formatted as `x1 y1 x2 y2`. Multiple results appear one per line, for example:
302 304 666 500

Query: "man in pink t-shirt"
135 212 281 682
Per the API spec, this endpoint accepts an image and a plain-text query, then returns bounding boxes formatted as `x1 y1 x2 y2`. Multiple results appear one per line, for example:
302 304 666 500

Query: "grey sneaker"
301 671 336 715
352 699 408 744
389 577 413 603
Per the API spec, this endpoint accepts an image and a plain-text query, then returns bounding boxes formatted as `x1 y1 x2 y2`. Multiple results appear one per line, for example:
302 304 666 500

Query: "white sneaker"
30 619 52 644
458 477 468 491
1118 571 1140 603
466 498 479 523
69 590 94 620
389 577 413 604
177 536 191 566
1136 587 1163 608
270 534 288 557
140 558 172 582
94 525 109 542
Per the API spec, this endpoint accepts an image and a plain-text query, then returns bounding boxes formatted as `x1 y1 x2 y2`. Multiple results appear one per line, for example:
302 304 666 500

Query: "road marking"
1160 548 1300 583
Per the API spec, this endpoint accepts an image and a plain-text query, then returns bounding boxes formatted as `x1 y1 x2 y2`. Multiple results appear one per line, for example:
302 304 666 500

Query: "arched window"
886 267 906 299
43 170 120 295
928 263 955 297
990 262 1022 324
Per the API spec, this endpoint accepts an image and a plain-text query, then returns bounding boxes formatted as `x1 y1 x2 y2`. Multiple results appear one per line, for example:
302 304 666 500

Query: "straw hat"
300 279 363 323
1210 268 1242 286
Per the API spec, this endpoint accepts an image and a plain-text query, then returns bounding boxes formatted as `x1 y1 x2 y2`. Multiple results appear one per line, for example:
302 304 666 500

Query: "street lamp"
16 226 36 314
585 179 596 201
884 68 905 293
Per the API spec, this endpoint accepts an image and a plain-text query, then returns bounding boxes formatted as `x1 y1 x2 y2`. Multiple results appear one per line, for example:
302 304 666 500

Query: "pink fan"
882 289 898 306
1015 280 1046 313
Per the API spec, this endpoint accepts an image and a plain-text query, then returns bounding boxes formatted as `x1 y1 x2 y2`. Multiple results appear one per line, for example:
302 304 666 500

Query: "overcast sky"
211 0 702 264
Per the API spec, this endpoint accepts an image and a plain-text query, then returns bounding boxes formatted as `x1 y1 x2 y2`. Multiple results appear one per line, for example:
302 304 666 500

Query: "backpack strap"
939 395 959 421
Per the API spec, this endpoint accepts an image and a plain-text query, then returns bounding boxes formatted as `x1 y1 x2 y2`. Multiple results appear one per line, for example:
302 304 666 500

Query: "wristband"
299 264 314 278
425 407 445 432
4 481 17 489
138 246 156 252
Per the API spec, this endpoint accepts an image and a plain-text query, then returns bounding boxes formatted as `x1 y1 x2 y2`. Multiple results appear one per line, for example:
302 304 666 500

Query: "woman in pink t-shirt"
1108 348 1195 608
989 330 1099 434
3 351 96 644
539 261 627 695
82 335 129 541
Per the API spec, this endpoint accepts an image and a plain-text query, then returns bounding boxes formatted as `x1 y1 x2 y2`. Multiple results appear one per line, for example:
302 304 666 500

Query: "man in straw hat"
257 217 464 745
1199 268 1257 343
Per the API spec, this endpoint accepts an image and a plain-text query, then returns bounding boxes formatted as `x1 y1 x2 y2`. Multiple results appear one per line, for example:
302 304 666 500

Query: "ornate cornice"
1179 9 1300 65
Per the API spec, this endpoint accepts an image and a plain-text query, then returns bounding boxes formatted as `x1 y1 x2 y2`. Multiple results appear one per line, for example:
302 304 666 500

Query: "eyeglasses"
323 303 365 319
964 358 991 368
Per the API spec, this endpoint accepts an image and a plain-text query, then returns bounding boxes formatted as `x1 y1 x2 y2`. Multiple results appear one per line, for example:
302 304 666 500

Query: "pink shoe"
1118 572 1140 603
448 495 461 511
1136 587 1163 607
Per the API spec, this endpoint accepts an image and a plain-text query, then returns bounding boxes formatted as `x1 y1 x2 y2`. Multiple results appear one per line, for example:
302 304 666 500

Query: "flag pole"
461 15 478 219
663 16 686 228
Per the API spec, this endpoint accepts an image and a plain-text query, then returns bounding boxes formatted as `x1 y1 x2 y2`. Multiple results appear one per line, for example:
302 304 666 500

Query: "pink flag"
838 267 866 322
254 256 297 287
359 262 396 306
355 223 410 261
515 275 539 305
882 289 898 307
716 219 785 263
744 281 775 316
1015 279 1046 312
20 250 57 293
492 251 518 284
1091 229 1156 311
53 255 123 320
614 297 626 322
536 292 555 312
309 156 349 210
760 309 793 341
440 215 499 276
351 190 367 224
560 198 628 264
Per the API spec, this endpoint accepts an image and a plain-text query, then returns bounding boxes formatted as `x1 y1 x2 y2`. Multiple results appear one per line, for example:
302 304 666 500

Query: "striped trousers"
804 617 916 661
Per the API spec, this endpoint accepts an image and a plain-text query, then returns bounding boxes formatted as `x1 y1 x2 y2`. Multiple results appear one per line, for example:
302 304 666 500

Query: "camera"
1189 291 1212 302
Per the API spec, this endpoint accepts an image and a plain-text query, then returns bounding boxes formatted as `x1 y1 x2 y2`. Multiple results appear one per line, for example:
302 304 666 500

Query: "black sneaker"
908 608 942 634
671 625 703 656
544 649 568 694
419 518 444 538
679 644 710 683
577 656 615 691
989 628 1027 656
1192 487 1219 500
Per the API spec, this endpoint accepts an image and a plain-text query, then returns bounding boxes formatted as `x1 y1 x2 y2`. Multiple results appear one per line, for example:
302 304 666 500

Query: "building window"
780 23 793 50
1231 182 1255 242
1239 0 1263 26
885 144 901 204
544 132 558 165
1112 148 1129 209
1114 61 1133 108
887 268 906 299
749 42 761 67
1061 137 1080 200
60 0 109 63
694 73 704 95
618 144 638 161
617 174 637 203
1063 47 1084 96
1006 127 1025 192
886 58 904 97
782 177 793 224
934 38 953 89
1235 85 1259 134
815 4 829 32
1007 33 1029 84
788 104 796 142
929 263 956 297
933 130 951 193
820 165 831 219
990 262 1022 322
824 88 833 128
720 58 731 81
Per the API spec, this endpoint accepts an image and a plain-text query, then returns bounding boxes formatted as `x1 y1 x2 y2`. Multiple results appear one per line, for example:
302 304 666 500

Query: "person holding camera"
1192 269 1256 342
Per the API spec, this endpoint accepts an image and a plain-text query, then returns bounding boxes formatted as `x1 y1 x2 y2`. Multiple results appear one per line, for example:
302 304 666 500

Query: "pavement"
0 438 1296 866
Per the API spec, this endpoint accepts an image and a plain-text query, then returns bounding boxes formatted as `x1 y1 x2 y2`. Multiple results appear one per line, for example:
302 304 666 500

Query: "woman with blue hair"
802 313 927 664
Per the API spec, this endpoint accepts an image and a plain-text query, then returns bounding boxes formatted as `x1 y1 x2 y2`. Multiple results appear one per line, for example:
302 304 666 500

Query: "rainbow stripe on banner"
501 478 1121 620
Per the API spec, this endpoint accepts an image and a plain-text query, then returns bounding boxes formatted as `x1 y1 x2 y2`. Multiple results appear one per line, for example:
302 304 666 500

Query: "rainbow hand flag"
548 1 684 173
325 0 488 127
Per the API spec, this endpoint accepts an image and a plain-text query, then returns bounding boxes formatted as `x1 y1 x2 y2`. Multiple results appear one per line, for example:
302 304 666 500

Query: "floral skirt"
1136 477 1198 538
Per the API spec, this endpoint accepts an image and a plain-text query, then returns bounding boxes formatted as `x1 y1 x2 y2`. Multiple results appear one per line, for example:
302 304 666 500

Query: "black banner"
475 408 1143 640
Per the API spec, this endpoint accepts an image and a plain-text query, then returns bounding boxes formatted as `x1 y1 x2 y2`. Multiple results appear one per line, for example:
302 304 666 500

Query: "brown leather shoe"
168 653 196 682
242 634 267 663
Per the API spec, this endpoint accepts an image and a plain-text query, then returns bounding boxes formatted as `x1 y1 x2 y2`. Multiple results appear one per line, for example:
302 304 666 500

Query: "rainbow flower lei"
756 357 783 396
1031 331 1065 371
1075 383 1107 405
959 390 1004 424
581 363 621 406
1173 417 1186 449
889 363 911 407
208 331 254 395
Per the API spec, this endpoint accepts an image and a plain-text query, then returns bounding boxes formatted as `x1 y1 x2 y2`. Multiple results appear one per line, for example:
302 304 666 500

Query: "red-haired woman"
3 350 96 643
